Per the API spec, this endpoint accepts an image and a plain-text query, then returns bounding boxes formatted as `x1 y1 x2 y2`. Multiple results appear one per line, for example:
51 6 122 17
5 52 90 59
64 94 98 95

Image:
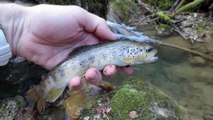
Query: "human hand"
1 4 133 90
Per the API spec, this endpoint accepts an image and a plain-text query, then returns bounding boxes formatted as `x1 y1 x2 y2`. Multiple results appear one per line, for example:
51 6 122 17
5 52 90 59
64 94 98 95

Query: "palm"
18 5 114 70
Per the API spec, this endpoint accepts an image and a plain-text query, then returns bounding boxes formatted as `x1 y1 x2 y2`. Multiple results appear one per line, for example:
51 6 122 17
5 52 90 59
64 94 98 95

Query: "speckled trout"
27 40 158 113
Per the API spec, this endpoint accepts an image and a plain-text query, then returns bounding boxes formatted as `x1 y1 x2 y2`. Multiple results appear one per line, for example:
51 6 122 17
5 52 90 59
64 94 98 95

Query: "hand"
3 4 133 90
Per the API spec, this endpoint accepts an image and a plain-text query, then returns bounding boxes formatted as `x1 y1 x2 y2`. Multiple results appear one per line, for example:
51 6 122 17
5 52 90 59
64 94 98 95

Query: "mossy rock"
80 78 186 120
176 0 204 13
109 78 186 120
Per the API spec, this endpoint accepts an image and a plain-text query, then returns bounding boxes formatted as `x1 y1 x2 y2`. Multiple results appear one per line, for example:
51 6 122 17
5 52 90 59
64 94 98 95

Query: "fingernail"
69 76 83 91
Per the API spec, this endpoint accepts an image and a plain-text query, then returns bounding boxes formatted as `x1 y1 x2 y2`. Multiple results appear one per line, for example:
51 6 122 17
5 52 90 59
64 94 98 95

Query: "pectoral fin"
46 87 66 102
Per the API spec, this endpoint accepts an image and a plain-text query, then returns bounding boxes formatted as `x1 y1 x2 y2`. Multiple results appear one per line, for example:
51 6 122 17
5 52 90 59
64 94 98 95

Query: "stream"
107 26 213 120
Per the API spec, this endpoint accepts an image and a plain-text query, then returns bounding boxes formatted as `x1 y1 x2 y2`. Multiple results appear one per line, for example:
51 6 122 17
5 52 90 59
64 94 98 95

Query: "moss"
209 29 213 36
177 105 187 120
157 11 172 23
176 0 204 13
109 78 186 120
0 106 7 115
80 78 186 119
194 20 209 36
143 0 173 10
109 86 155 119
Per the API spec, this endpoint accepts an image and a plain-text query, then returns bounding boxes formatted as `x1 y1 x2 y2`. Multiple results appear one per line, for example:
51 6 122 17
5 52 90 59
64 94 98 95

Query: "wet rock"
78 78 187 119
0 60 47 98
205 42 213 53
156 23 174 38
192 42 208 53
35 107 66 120
189 56 206 65
158 36 191 63
108 78 186 120
0 98 22 120
164 63 213 84
202 104 213 120
177 13 213 42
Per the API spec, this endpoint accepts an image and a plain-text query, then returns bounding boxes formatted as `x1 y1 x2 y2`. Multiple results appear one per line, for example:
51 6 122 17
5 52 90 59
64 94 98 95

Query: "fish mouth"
146 49 158 63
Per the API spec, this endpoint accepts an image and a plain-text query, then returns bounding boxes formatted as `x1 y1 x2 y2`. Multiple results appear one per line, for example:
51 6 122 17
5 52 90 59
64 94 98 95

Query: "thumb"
83 12 116 41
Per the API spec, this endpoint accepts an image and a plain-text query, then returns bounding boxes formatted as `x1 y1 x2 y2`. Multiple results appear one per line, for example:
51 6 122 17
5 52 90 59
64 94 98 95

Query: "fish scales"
27 40 158 113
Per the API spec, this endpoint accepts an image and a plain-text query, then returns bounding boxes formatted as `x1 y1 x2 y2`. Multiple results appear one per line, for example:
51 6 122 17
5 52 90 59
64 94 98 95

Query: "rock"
205 42 213 53
0 61 47 98
108 78 186 120
189 56 206 65
158 36 191 63
80 78 187 120
164 63 213 84
0 98 20 120
156 24 174 38
192 42 208 53
35 108 66 120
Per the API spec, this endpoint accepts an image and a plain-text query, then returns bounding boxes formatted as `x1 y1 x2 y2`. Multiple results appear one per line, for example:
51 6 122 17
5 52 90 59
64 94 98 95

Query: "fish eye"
146 47 153 52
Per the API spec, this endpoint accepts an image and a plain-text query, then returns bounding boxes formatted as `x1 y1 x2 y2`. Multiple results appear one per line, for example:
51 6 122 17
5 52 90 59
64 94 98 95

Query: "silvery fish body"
27 40 158 113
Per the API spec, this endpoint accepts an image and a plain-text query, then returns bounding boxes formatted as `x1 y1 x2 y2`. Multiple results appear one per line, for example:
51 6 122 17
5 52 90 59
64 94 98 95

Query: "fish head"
123 42 158 65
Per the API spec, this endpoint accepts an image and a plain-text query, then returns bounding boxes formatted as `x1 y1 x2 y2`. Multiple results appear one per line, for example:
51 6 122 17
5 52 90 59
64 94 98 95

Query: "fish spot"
58 68 65 77
49 73 57 82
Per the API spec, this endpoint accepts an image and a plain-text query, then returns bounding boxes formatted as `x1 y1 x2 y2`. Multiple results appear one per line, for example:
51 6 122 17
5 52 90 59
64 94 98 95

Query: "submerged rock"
189 56 206 65
157 36 191 63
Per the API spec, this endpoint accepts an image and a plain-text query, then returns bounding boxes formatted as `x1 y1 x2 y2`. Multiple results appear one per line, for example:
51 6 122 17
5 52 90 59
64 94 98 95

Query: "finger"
120 66 134 74
82 12 116 41
103 64 117 76
68 76 83 91
85 68 102 85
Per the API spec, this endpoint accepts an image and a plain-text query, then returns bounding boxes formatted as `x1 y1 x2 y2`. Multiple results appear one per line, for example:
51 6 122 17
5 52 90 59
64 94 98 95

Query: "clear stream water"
107 26 213 120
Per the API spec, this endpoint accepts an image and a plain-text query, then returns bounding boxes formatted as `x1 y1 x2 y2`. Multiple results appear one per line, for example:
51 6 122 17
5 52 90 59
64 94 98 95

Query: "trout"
27 40 158 113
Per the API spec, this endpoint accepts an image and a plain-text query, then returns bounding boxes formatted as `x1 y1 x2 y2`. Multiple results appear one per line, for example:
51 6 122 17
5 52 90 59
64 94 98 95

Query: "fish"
27 39 158 113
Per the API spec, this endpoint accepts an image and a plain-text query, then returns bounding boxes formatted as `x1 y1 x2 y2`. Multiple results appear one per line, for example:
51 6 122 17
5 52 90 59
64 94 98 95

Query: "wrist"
0 3 29 56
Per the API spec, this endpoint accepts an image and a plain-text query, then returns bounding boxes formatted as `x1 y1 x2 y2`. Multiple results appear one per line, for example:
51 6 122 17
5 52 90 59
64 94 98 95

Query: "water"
108 22 213 119
109 46 213 120
134 59 213 120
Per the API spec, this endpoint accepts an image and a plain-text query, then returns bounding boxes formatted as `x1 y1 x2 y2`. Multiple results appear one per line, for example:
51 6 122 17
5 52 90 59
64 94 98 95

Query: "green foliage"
143 0 174 10
176 0 204 13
